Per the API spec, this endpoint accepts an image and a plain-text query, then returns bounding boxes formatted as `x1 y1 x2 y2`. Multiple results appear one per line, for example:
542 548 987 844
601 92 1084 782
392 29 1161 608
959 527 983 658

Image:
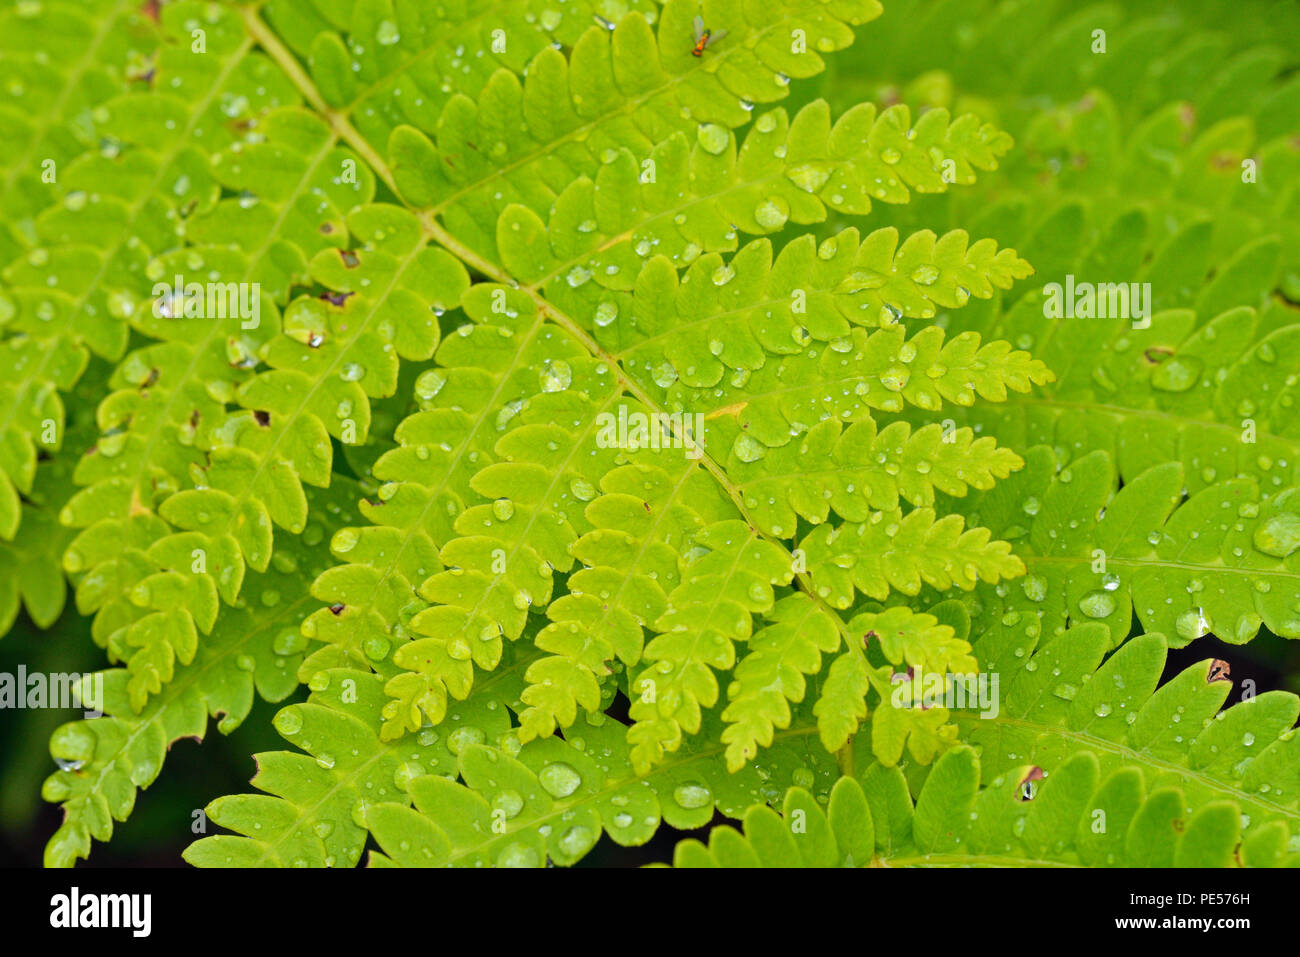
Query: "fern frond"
0 458 76 633
587 226 1034 371
185 667 841 868
378 244 1038 743
666 319 1050 477
720 593 843 771
0 371 100 634
51 107 471 707
484 100 1014 289
673 744 1297 866
624 519 796 771
0 0 154 264
381 1 886 254
800 507 1024 607
948 298 1300 497
732 417 1024 534
816 603 978 765
42 477 363 867
964 626 1300 857
516 460 730 741
0 337 86 540
0 2 303 473
845 0 1300 132
955 446 1300 646
270 0 650 142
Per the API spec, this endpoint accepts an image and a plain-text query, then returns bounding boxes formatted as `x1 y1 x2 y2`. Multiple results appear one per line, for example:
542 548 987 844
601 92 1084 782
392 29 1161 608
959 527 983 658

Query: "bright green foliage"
0 366 104 636
42 478 363 866
672 744 1296 867
184 662 843 868
817 3 1300 496
0 0 159 265
3 0 1295 870
954 447 1300 650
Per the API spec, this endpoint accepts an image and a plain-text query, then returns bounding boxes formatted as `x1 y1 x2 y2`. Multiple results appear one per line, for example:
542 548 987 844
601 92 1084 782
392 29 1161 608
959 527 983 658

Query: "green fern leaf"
43 477 364 866
957 446 1300 647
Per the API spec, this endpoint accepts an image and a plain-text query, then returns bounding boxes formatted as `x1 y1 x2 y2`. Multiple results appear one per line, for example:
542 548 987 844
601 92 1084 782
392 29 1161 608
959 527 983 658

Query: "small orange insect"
691 15 727 56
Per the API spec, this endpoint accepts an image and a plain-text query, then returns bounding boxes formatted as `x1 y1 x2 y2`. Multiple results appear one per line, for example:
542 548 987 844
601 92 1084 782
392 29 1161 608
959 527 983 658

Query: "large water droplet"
1175 607 1211 642
697 123 729 155
673 782 712 809
733 434 766 463
538 762 582 797
1254 512 1300 558
496 842 541 867
274 709 303 736
539 358 572 392
754 198 789 230
1078 591 1116 618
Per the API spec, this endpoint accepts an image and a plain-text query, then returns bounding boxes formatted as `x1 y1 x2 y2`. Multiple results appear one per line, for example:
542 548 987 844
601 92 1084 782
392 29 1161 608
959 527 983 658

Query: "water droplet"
1078 591 1116 618
697 123 729 155
539 762 582 798
879 366 910 392
557 824 596 858
1254 512 1300 558
733 434 766 462
594 301 618 327
539 358 572 392
754 198 789 230
496 842 541 867
570 478 596 501
1175 608 1211 642
447 726 485 754
274 709 303 736
493 789 524 819
1021 574 1047 602
673 782 712 809
1150 356 1203 393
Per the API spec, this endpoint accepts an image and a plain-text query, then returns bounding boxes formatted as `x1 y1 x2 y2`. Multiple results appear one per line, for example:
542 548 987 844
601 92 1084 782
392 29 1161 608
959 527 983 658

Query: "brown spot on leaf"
329 604 345 615
1207 659 1231 683
253 410 271 427
339 249 360 268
